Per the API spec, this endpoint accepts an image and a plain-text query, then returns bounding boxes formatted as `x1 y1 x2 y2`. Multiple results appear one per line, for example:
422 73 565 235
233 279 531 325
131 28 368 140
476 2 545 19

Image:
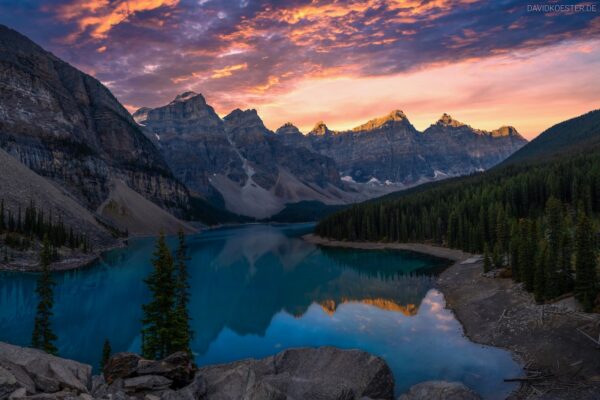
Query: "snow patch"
341 175 356 183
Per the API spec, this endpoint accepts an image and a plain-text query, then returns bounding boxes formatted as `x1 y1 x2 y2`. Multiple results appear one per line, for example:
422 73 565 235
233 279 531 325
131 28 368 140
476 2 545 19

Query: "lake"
0 223 521 398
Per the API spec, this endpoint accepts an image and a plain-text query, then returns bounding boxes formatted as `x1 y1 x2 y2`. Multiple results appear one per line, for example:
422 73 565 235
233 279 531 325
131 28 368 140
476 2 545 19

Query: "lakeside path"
303 234 600 399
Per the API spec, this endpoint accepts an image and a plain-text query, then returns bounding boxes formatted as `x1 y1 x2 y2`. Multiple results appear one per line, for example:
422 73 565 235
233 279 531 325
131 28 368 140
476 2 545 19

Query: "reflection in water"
0 224 520 399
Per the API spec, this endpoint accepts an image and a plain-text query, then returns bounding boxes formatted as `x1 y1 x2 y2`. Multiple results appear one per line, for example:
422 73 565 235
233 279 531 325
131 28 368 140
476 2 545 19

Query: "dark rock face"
134 93 245 198
223 108 341 191
279 111 527 184
0 25 188 213
419 114 527 178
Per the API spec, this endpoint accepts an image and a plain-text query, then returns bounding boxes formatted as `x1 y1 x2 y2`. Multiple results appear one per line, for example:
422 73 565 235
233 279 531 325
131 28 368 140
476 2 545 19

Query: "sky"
1 0 599 139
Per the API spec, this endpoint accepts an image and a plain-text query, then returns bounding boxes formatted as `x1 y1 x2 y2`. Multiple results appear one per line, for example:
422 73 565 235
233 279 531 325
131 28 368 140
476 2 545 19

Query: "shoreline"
304 234 600 399
0 240 127 273
302 233 470 261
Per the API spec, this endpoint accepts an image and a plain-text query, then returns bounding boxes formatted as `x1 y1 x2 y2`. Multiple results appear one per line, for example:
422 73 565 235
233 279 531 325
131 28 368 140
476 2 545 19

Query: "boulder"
199 347 394 400
8 387 26 399
123 375 172 392
398 381 481 400
0 365 19 399
0 362 36 395
102 353 142 384
136 352 194 387
0 342 91 395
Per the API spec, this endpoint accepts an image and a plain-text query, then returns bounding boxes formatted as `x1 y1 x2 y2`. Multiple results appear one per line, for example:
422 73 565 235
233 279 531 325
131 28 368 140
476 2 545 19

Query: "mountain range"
134 93 526 218
0 23 527 239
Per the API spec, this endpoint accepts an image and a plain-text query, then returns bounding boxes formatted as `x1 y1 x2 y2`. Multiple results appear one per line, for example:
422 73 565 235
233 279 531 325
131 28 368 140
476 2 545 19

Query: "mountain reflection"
0 223 449 367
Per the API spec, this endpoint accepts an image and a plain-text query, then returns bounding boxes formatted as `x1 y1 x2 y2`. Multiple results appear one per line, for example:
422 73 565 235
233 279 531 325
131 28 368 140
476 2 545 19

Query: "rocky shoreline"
0 342 395 399
0 341 486 400
304 234 600 399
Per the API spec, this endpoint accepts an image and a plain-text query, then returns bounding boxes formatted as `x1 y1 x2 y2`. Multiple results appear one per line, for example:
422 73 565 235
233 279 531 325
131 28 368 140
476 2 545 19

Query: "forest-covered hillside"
316 110 600 311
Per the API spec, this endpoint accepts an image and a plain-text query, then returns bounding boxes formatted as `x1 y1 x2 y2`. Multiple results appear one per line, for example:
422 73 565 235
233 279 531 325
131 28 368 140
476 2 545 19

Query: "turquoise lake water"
0 223 521 398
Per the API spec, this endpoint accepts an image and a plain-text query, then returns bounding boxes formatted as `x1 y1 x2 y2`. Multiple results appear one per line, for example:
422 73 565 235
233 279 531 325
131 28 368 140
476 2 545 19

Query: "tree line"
0 199 91 253
316 153 600 312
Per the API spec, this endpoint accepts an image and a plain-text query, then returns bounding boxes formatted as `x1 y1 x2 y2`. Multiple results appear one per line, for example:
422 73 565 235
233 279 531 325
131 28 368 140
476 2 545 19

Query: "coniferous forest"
316 136 600 312
0 199 91 260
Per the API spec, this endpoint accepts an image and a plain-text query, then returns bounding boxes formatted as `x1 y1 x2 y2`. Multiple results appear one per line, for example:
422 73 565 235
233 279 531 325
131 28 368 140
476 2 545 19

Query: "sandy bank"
302 234 470 261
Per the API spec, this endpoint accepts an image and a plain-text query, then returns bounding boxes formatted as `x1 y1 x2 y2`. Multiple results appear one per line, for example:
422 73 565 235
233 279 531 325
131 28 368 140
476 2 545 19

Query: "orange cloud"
55 0 179 41
211 63 248 79
251 76 280 93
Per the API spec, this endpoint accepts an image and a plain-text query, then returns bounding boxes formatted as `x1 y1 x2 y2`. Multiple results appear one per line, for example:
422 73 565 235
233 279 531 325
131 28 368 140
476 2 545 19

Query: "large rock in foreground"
1 343 394 399
199 347 394 400
0 342 92 397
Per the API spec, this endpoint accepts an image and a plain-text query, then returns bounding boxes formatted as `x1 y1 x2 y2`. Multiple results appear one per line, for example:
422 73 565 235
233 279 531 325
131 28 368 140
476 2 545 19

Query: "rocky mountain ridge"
135 93 362 219
276 111 527 185
135 92 526 218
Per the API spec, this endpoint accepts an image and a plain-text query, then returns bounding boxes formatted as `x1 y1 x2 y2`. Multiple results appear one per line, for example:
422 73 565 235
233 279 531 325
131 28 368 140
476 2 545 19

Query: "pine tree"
101 339 112 370
534 240 547 303
141 232 177 360
544 197 563 299
492 242 503 269
574 214 598 312
31 236 58 355
172 230 193 355
483 244 492 273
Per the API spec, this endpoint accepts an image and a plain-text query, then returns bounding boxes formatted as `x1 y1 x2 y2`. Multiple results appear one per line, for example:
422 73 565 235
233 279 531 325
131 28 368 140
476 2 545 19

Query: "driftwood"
576 319 600 347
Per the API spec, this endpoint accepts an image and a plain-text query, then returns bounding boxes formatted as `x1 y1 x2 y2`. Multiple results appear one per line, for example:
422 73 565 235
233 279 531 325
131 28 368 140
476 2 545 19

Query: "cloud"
211 63 248 78
0 0 598 137
52 0 180 41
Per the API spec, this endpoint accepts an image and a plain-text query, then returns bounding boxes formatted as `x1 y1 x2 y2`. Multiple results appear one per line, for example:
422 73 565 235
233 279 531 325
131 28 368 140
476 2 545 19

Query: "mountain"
277 111 527 185
136 94 526 219
133 92 241 202
0 24 189 222
135 93 367 219
501 108 600 165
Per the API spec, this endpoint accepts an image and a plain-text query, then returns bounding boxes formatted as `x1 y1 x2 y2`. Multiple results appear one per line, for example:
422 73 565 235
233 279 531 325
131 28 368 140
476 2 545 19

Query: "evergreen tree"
101 339 112 370
31 236 58 355
483 244 492 273
574 214 598 312
544 197 563 299
534 240 547 303
141 232 177 360
492 242 503 269
172 230 193 355
509 223 520 281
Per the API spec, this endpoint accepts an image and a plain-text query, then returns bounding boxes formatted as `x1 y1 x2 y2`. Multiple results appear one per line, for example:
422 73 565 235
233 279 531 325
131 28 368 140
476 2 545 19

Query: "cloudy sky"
1 0 599 138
